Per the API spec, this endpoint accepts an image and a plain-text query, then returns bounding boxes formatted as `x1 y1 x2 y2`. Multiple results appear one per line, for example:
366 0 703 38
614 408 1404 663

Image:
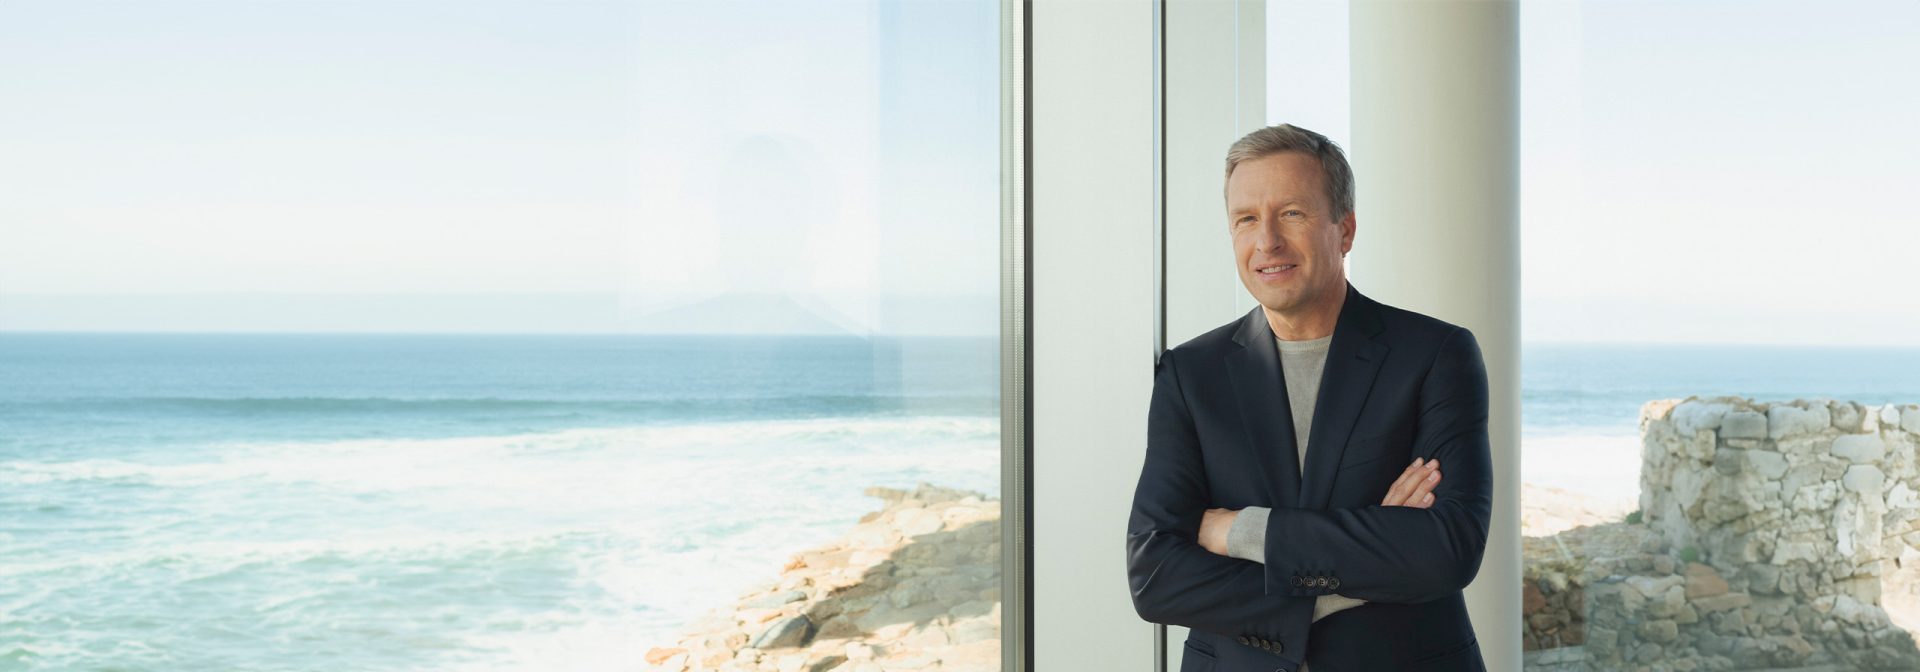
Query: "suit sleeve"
1259 326 1494 604
1126 346 1311 639
1230 505 1372 622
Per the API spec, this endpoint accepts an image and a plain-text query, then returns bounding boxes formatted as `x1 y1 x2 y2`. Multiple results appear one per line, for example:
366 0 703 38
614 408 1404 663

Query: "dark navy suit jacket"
1126 280 1492 672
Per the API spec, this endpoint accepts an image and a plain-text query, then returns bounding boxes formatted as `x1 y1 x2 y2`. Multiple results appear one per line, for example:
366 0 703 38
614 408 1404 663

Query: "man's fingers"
1390 458 1420 506
1379 458 1418 506
1381 457 1441 507
1404 467 1443 509
1380 457 1426 506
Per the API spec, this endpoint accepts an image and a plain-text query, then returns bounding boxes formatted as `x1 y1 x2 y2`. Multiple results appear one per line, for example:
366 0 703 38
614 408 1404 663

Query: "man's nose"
1256 225 1286 252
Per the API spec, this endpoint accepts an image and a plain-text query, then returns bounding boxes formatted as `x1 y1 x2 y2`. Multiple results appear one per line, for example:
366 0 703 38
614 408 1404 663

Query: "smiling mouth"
1255 264 1297 278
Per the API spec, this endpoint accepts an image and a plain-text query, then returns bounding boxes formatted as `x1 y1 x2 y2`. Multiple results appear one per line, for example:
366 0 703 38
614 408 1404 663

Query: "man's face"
1226 151 1355 317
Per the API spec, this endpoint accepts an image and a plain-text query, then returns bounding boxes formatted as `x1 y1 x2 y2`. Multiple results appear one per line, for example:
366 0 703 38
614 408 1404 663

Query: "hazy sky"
0 0 1000 334
1515 0 1920 346
2 0 1914 343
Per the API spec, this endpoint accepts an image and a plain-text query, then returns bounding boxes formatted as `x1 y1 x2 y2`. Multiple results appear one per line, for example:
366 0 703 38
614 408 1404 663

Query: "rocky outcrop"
1522 505 1659 653
644 483 1000 672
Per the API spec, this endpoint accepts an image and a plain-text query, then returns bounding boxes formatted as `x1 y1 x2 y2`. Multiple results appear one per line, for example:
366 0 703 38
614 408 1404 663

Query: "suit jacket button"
1239 635 1251 645
1329 577 1341 589
1290 575 1304 587
1316 576 1329 588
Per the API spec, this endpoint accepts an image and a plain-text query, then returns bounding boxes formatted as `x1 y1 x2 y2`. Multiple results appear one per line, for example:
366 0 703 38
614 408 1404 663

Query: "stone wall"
1523 515 1663 654
1602 395 1920 670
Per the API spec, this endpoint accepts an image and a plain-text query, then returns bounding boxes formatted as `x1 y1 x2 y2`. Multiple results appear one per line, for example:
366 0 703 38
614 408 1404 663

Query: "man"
1126 123 1492 671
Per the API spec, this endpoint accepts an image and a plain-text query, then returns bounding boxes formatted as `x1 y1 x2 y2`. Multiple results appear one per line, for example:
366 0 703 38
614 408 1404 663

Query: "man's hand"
1380 457 1443 508
1197 457 1443 555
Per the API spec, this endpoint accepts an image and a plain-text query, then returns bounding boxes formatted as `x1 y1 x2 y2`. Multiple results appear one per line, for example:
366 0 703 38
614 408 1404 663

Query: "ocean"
0 334 1001 671
2 334 1917 670
1520 342 1920 502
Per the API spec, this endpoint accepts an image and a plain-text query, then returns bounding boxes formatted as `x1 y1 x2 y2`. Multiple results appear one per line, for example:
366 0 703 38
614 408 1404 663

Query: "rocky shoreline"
647 481 1643 672
644 483 1001 672
649 396 1920 672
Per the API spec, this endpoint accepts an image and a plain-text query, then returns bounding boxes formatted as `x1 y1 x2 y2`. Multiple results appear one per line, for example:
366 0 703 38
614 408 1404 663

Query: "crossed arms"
1125 326 1493 636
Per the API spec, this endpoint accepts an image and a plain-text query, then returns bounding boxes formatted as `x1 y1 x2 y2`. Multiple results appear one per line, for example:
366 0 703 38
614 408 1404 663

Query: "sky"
0 0 1001 335
1 0 1914 344
1514 0 1920 346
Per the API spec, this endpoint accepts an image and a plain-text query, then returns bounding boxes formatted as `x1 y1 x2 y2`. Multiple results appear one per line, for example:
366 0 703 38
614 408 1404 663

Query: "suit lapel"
1226 280 1391 512
1227 311 1301 509
1298 283 1390 510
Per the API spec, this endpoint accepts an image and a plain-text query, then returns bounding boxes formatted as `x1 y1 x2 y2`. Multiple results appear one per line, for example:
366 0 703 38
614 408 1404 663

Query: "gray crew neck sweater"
1225 332 1368 659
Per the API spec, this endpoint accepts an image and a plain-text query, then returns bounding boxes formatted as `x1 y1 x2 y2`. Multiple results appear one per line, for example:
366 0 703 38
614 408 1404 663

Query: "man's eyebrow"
1227 200 1304 216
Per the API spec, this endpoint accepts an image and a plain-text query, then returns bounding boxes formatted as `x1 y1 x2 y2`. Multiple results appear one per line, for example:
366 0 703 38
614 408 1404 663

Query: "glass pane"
1519 1 1920 669
1263 0 1348 142
1261 0 1352 307
0 1 1005 670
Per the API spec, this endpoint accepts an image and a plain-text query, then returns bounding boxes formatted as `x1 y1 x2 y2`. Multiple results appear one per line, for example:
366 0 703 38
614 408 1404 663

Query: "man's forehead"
1228 155 1322 201
1227 174 1321 213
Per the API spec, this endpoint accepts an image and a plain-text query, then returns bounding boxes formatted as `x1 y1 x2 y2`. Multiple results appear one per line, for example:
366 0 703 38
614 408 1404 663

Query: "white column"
1030 0 1156 669
1349 2 1522 670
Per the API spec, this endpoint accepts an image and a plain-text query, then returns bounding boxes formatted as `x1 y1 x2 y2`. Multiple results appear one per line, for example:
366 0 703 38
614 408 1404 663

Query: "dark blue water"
0 333 1000 457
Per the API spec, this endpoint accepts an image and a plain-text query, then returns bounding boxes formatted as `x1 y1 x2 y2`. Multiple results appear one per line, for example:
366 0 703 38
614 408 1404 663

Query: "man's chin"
1256 293 1300 314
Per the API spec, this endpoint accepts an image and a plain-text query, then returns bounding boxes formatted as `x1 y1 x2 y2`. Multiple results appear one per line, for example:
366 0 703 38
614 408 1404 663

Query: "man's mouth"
1256 264 1297 279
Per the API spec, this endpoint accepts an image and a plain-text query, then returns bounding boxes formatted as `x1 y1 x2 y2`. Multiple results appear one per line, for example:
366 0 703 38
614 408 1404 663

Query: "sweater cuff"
1226 505 1270 564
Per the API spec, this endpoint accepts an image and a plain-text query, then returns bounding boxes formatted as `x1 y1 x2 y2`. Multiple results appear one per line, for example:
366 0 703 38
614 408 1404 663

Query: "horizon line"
3 330 1917 350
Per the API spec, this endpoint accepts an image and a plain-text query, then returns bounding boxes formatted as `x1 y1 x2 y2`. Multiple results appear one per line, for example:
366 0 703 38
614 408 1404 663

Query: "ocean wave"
0 528 575 581
0 527 631 670
0 458 177 486
0 414 1000 490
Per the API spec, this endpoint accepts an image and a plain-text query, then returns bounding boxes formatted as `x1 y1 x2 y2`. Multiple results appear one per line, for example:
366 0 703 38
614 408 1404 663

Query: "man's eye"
1283 210 1303 217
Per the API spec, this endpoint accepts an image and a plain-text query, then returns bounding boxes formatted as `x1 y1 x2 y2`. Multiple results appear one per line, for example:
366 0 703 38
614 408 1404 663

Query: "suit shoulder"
1370 298 1483 372
1374 299 1470 343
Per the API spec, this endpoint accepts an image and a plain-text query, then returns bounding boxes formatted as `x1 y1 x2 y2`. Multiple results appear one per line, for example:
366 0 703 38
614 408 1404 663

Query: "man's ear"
1340 210 1357 254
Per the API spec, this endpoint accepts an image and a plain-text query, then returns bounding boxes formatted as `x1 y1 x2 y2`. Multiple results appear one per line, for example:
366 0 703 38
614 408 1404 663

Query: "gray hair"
1223 123 1355 222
